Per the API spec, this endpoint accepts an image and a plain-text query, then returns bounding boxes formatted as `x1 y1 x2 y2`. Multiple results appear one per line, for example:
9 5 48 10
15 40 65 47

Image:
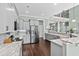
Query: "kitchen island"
45 32 77 40
50 37 79 56
45 32 79 56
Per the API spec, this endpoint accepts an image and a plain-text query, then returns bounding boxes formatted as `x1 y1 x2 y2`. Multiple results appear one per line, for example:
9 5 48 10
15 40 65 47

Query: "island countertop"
45 32 69 38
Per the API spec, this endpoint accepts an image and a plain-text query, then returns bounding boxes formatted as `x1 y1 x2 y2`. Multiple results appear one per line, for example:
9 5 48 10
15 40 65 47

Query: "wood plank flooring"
22 39 50 56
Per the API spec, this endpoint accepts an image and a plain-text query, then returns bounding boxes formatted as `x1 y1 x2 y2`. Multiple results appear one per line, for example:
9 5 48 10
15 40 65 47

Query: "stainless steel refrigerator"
29 19 39 43
29 25 39 43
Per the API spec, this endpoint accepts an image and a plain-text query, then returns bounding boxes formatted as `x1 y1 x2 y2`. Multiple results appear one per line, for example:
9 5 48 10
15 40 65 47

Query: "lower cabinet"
18 32 30 44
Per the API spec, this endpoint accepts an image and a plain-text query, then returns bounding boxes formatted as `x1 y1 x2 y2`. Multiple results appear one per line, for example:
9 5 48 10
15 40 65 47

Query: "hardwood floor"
22 39 50 56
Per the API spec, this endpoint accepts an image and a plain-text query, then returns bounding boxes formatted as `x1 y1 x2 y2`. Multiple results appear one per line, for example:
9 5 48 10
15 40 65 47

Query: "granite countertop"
50 39 64 46
50 37 79 46
45 32 69 38
45 32 78 38
61 37 79 44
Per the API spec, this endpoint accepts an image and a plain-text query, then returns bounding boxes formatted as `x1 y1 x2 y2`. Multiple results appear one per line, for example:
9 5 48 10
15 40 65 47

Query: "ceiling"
14 3 79 18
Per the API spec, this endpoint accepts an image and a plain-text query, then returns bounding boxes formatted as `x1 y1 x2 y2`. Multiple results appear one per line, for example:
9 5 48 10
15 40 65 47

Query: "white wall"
0 4 7 33
0 3 16 33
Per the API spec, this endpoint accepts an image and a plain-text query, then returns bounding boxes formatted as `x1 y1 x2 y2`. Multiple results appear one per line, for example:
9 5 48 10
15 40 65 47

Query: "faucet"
70 33 72 38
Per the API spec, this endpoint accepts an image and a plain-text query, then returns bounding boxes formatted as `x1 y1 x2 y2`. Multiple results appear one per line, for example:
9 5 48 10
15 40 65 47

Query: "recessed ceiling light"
53 3 57 5
6 8 15 11
26 5 30 8
26 4 30 8
37 19 43 20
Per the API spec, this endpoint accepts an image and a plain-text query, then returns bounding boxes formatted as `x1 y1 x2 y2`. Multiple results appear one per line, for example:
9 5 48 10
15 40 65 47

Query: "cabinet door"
66 44 79 56
23 33 30 44
51 43 63 56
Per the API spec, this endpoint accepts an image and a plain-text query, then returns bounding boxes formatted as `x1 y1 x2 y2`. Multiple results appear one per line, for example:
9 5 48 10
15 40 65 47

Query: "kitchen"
0 3 79 56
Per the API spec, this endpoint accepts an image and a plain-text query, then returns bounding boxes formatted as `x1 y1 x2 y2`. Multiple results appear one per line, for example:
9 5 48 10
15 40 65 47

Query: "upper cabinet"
54 10 69 18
